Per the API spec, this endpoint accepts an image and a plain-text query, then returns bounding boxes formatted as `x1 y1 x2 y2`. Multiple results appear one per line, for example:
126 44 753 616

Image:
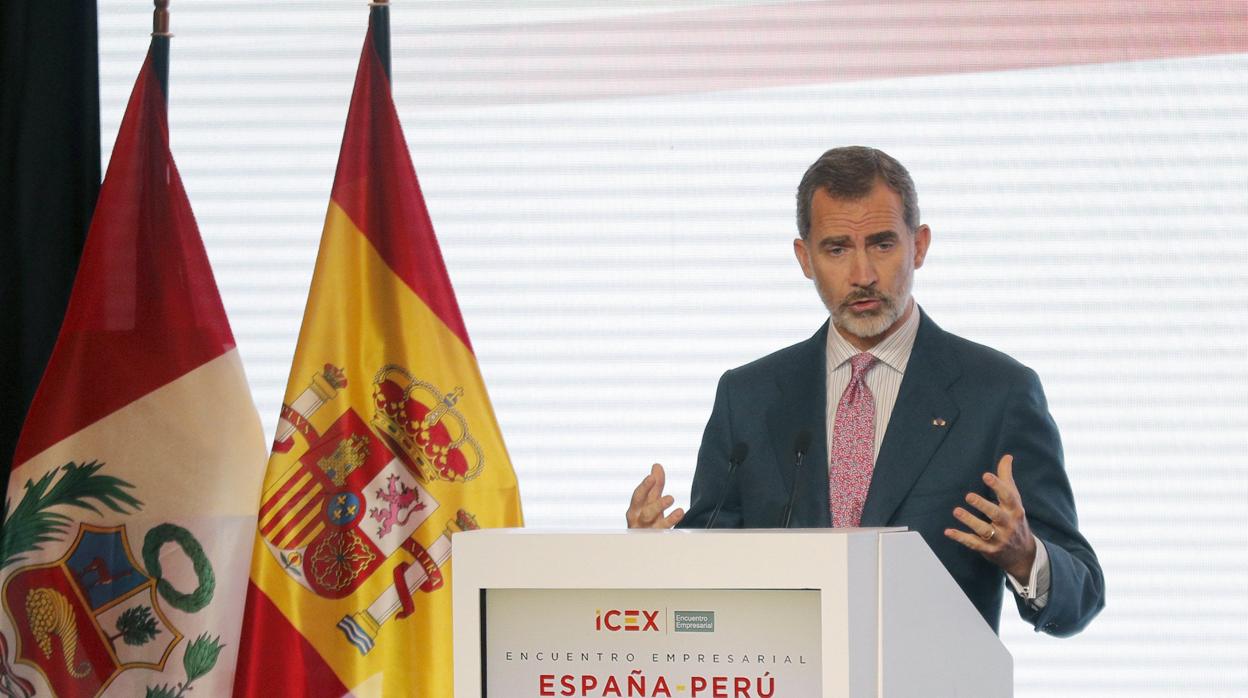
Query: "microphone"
705 442 749 529
780 430 813 528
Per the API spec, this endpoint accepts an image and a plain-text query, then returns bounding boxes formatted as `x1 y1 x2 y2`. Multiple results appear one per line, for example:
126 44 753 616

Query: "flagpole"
151 0 172 101
369 0 392 83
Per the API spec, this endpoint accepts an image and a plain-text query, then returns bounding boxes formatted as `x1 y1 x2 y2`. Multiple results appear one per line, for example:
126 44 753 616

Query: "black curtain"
0 3 100 493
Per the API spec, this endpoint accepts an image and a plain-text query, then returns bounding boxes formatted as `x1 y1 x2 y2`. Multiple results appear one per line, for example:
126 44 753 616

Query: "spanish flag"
232 14 523 697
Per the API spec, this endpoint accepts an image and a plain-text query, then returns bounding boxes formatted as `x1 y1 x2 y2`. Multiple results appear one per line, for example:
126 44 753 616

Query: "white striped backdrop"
97 2 1247 695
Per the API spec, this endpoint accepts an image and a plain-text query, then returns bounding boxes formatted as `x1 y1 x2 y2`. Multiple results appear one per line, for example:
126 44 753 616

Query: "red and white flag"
0 45 266 697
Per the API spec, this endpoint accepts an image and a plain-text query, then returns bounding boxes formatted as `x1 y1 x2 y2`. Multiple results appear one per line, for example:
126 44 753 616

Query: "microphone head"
793 429 813 457
729 442 749 466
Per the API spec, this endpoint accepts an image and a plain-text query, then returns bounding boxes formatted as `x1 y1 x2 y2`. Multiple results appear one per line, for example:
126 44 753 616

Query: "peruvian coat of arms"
1 462 224 698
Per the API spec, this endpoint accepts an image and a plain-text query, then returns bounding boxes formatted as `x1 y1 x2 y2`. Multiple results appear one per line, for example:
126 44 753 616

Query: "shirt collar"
826 300 921 374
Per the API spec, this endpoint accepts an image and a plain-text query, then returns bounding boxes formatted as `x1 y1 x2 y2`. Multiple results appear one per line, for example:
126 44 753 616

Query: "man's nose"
850 251 878 288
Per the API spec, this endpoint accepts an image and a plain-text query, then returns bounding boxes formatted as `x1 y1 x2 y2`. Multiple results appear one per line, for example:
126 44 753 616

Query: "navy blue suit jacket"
679 310 1104 636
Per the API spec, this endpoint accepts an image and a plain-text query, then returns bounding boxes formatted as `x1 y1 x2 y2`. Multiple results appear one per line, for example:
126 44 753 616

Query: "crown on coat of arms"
369 364 484 483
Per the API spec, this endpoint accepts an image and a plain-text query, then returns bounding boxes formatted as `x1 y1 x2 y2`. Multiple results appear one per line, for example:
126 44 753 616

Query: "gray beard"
833 298 903 339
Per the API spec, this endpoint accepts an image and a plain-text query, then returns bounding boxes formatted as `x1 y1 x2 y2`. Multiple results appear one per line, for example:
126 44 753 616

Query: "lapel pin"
932 417 947 427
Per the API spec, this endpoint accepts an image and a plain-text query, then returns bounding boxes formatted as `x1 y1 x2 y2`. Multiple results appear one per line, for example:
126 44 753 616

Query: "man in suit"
626 146 1104 636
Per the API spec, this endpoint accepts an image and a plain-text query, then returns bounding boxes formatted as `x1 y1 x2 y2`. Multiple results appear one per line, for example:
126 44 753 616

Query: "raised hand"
944 454 1037 580
625 463 685 529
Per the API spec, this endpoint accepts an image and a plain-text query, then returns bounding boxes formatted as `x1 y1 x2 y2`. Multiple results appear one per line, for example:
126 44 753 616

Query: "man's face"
794 181 931 349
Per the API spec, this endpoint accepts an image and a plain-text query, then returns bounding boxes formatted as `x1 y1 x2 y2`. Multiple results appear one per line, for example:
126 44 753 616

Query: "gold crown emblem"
370 365 484 483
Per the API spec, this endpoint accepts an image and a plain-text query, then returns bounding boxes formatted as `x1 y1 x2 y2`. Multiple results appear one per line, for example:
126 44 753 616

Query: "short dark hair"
795 146 920 238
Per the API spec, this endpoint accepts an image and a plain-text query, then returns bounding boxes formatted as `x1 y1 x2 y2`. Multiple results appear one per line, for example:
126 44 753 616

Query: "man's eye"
875 242 895 252
826 246 847 256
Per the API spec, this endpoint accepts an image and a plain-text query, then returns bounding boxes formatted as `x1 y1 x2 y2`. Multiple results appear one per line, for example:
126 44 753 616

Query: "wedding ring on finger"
981 527 997 542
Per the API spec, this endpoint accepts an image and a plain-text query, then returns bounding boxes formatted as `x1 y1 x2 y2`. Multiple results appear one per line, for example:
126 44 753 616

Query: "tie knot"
849 352 877 380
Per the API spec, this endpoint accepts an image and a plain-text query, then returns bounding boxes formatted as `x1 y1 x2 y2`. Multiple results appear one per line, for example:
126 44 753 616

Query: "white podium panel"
452 529 1011 698
485 588 821 695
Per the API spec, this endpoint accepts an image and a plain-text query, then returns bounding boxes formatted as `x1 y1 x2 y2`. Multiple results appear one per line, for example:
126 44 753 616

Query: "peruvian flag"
0 42 266 697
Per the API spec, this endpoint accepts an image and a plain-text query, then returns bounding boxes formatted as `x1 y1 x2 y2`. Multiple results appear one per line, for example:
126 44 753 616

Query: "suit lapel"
860 310 961 526
765 322 831 527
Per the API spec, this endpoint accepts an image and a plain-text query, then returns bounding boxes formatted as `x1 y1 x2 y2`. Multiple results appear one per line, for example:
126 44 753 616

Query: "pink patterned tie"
830 352 878 527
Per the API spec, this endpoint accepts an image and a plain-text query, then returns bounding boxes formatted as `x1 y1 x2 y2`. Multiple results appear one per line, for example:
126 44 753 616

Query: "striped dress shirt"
823 304 919 464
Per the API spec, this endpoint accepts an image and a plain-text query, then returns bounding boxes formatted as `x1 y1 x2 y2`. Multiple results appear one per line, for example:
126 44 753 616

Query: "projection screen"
98 2 1248 695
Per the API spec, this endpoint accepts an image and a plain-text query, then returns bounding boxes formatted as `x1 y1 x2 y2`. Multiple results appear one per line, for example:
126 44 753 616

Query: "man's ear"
794 237 814 279
913 224 931 269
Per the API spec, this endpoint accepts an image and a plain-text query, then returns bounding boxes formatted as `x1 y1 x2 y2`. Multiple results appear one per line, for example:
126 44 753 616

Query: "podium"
453 528 1011 697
